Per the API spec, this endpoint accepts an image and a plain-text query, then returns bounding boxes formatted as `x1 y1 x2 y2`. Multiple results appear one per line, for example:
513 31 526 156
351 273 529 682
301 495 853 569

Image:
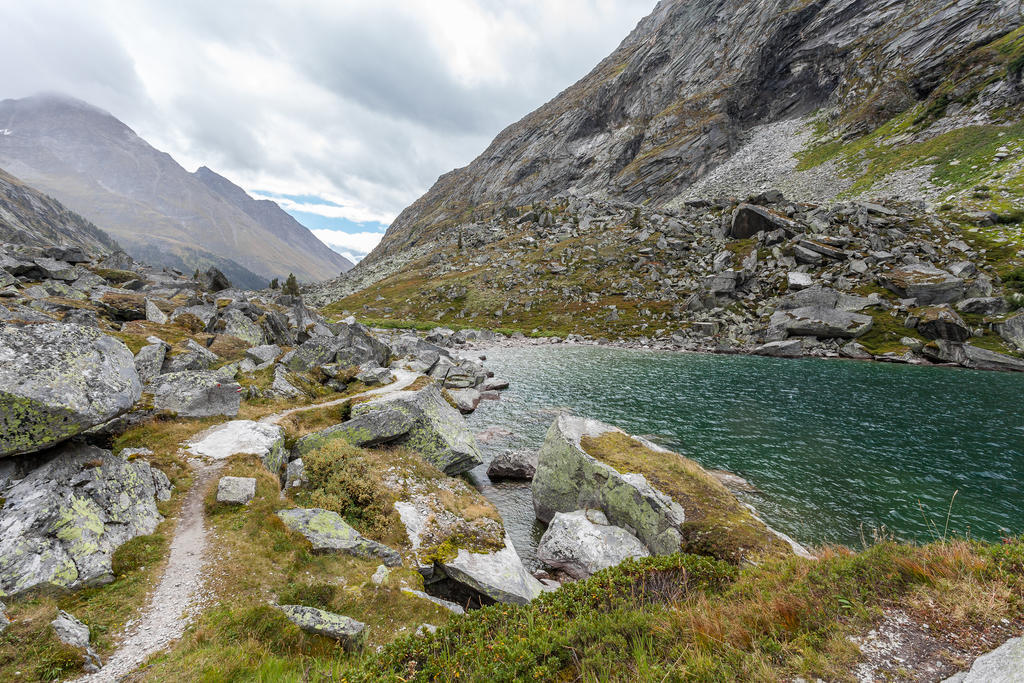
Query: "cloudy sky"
0 0 656 261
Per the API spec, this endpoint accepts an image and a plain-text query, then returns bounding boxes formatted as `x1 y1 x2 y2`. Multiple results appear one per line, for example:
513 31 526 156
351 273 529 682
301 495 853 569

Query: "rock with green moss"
291 408 416 460
532 414 687 555
276 604 366 651
151 371 240 417
916 305 970 342
0 323 142 457
0 443 166 596
207 308 267 347
51 609 101 673
277 507 402 567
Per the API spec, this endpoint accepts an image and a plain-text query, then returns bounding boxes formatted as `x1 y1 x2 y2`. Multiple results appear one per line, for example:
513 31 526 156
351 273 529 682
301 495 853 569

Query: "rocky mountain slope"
335 0 1024 285
0 94 350 288
0 168 120 256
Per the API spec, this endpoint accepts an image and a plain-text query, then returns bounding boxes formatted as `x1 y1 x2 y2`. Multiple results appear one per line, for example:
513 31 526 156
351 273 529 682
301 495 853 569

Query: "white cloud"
311 229 386 260
1 0 658 230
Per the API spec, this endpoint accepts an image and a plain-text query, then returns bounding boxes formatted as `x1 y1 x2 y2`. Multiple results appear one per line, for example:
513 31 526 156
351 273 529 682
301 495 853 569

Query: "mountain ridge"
0 93 351 287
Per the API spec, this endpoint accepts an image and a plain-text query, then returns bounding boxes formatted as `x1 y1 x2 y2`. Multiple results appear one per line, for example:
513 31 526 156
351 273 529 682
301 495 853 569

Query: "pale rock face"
440 535 544 606
186 420 286 475
0 323 141 457
537 509 650 579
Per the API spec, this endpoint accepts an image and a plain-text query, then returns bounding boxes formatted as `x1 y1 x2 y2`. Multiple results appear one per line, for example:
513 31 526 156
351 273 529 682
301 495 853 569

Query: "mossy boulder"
532 414 795 564
0 443 167 596
277 507 402 567
0 323 141 457
275 604 366 651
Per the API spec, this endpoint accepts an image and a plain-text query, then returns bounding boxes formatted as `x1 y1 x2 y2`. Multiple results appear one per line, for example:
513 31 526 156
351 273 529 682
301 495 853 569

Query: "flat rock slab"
769 305 873 339
0 323 141 457
216 476 256 505
152 371 241 418
440 535 543 606
277 508 402 567
186 420 286 474
276 604 366 651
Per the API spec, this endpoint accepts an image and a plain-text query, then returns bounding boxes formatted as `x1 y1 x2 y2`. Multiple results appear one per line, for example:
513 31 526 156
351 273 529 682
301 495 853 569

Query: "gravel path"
73 370 419 681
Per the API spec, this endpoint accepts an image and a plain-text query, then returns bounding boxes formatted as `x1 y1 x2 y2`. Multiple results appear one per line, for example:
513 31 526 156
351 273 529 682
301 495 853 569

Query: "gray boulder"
294 385 482 475
355 365 393 386
245 344 281 366
271 366 304 398
285 458 306 489
276 605 366 651
922 341 1024 372
277 508 402 567
879 264 965 305
145 299 168 324
942 637 1023 683
768 306 872 339
996 312 1024 351
162 339 219 373
216 476 256 505
0 323 141 457
487 449 537 480
754 339 803 358
730 204 796 239
440 535 543 605
208 309 266 346
448 388 482 414
840 341 873 360
0 444 165 595
52 610 102 673
956 297 1008 316
537 509 650 579
532 414 686 555
134 342 167 385
152 371 241 417
916 305 970 342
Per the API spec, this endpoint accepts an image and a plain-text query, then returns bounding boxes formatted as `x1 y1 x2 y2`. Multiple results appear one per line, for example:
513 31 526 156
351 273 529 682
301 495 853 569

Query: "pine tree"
283 273 300 296
269 278 279 290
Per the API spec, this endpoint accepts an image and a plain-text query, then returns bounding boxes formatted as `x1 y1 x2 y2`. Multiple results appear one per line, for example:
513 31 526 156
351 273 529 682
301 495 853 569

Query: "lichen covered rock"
0 443 166 596
537 509 650 579
277 507 402 567
439 535 544 605
152 371 240 418
0 323 141 457
276 604 366 651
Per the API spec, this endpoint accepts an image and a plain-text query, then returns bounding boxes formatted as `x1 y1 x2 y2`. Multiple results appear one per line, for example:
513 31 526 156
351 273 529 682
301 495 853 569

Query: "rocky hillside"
0 94 350 287
335 0 1024 286
0 168 119 256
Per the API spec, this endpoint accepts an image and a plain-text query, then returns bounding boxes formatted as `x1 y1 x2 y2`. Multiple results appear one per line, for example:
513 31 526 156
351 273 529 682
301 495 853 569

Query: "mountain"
0 93 352 288
0 167 120 256
192 166 352 273
351 0 1023 276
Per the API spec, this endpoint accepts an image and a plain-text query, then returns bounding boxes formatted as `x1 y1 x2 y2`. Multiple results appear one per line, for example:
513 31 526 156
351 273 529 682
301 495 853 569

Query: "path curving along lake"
465 346 1024 568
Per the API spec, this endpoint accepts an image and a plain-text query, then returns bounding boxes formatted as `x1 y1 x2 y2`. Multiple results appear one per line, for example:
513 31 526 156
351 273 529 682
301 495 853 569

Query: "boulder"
439 535 544 605
285 458 306 489
996 312 1024 351
916 305 970 342
51 610 102 673
787 272 813 291
295 385 482 475
96 291 147 321
768 306 873 339
754 339 803 358
879 265 965 305
448 388 482 414
198 267 232 292
277 508 402 567
941 636 1023 682
536 509 650 580
922 341 1024 372
134 342 167 385
162 339 219 373
152 371 241 417
486 449 537 480
955 298 1008 316
0 323 142 457
208 309 266 347
245 344 281 366
145 298 168 324
0 444 165 595
532 415 686 555
730 204 797 239
840 341 873 360
216 476 256 505
185 420 287 474
276 605 366 651
355 365 393 386
271 366 303 398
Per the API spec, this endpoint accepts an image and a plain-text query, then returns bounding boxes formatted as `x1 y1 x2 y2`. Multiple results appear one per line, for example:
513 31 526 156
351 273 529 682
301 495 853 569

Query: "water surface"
465 346 1024 567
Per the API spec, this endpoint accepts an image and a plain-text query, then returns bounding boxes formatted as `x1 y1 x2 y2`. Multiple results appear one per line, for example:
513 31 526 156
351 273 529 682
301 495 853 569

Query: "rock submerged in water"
276 604 366 651
0 443 168 596
537 510 650 580
277 507 402 567
0 323 141 457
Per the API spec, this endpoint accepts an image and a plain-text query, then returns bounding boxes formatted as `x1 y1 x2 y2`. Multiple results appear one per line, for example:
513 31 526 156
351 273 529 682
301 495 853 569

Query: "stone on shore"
0 323 141 457
276 605 366 651
486 449 538 480
996 312 1024 351
754 339 803 358
277 508 402 567
768 306 872 339
448 388 482 414
152 371 241 418
916 305 970 342
537 509 650 580
879 264 965 305
217 476 256 505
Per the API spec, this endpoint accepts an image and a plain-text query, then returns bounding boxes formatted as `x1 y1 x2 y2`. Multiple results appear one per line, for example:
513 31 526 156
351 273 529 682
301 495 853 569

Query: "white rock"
537 510 650 579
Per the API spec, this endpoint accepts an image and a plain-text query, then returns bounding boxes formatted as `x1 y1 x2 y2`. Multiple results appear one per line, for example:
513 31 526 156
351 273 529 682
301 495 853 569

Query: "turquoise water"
465 346 1024 565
